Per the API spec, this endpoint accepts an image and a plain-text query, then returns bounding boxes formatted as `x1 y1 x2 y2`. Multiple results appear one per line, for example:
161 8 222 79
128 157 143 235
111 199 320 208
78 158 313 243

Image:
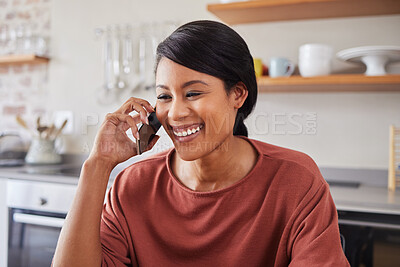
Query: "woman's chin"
174 147 205 162
173 140 228 162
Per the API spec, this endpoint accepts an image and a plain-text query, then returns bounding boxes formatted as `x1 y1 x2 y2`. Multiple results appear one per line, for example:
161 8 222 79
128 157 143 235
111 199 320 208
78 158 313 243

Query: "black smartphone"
136 112 161 155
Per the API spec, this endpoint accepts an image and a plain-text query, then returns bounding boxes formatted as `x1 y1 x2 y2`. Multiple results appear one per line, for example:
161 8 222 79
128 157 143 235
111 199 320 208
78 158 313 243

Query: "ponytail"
233 112 248 137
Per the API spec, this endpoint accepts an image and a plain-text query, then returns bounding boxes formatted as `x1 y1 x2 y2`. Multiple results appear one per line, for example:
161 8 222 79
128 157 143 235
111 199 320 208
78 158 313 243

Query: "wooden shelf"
207 0 400 25
0 54 50 66
257 74 400 93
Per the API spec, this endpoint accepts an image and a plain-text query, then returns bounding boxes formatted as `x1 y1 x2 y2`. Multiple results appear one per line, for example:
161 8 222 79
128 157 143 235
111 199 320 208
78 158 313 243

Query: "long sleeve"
100 175 137 267
287 182 349 266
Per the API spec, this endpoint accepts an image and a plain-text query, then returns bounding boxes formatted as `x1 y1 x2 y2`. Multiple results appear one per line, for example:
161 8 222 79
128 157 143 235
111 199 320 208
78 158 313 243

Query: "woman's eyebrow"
182 80 209 88
156 84 169 90
156 80 209 90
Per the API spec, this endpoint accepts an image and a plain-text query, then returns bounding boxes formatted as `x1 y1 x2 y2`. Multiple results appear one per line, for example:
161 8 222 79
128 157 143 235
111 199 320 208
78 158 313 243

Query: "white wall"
234 16 400 169
46 0 400 169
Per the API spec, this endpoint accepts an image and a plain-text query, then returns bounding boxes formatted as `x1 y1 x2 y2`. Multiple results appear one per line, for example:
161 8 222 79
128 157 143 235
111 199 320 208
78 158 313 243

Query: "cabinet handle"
13 213 64 228
339 219 400 230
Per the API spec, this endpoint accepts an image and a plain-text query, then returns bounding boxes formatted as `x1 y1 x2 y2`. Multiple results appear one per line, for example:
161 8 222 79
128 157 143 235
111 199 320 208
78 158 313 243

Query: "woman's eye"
157 94 171 100
186 92 201 98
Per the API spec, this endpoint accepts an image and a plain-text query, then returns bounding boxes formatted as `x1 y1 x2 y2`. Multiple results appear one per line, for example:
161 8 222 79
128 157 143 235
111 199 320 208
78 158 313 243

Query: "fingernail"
146 117 149 125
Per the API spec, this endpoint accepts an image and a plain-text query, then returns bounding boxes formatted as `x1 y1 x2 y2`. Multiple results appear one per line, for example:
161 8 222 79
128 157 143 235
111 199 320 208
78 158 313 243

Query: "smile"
172 124 204 138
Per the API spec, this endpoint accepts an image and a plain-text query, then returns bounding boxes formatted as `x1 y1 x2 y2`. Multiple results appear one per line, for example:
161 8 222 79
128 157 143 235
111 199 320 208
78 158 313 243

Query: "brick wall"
0 0 51 134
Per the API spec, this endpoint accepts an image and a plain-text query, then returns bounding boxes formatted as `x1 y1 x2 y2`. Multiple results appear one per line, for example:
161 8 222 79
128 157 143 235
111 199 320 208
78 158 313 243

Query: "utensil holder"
25 137 61 164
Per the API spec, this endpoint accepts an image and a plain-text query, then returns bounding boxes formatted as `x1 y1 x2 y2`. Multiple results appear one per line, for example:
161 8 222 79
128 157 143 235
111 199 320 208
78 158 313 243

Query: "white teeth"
173 125 202 137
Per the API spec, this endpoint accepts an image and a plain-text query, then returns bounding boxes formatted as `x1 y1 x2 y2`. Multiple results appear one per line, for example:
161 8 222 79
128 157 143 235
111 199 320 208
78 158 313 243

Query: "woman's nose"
168 99 190 122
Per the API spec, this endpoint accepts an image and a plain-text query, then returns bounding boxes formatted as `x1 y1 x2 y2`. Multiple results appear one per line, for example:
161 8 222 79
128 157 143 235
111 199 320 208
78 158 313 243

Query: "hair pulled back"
155 20 257 137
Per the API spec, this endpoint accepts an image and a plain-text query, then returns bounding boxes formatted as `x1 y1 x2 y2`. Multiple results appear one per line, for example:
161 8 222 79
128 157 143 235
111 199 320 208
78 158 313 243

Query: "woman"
53 20 349 266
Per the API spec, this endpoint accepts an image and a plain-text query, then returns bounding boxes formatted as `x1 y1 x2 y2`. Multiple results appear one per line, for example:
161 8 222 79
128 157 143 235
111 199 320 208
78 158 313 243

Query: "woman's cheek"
155 103 167 119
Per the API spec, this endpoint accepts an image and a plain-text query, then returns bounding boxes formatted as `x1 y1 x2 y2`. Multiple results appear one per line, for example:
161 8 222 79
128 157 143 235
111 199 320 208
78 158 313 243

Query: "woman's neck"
172 136 258 192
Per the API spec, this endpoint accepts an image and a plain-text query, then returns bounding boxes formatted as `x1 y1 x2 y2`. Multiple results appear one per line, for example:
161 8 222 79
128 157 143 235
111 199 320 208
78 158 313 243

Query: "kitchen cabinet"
207 0 400 25
0 54 50 66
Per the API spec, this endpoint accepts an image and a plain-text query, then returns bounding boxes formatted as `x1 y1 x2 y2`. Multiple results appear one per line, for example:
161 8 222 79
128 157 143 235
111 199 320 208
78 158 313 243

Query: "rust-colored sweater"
100 138 349 266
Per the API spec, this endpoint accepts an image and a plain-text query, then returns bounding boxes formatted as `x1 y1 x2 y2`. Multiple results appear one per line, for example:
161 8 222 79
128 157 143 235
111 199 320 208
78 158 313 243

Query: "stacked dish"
336 46 400 76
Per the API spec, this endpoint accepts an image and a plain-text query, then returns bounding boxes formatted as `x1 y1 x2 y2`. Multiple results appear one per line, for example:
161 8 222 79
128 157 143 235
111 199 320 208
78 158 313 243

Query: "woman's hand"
88 97 159 168
54 98 157 267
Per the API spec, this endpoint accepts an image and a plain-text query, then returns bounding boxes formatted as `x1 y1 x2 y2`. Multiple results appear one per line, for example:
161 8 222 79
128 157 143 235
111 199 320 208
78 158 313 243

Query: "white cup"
269 57 295 78
299 44 333 77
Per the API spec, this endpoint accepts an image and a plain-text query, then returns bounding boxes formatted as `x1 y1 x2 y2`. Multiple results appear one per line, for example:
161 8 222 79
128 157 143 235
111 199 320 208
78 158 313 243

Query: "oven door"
339 210 400 267
6 179 77 267
8 208 65 267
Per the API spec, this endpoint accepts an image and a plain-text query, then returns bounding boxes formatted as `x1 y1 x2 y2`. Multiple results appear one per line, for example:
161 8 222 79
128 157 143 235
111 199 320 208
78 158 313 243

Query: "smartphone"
136 112 161 155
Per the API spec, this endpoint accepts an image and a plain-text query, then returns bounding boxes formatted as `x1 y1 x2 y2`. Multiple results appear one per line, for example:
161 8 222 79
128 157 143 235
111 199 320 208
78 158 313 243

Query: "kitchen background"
1 1 400 267
1 0 400 171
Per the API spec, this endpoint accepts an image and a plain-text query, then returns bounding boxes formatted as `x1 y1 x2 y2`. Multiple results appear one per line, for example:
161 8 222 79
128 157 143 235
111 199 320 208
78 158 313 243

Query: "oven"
339 210 400 267
8 209 65 267
7 179 77 267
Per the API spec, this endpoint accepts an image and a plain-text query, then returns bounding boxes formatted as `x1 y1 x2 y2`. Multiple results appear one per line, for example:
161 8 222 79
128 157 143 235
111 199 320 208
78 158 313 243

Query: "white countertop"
330 185 400 215
0 153 146 186
0 164 79 185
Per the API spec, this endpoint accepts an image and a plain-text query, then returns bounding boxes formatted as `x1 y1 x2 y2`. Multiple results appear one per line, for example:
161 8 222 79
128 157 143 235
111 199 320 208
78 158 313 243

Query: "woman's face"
155 57 246 161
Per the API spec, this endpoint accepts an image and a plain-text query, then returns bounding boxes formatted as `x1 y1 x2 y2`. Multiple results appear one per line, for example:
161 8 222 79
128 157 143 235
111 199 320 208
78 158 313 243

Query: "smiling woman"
52 20 350 266
155 58 249 162
155 20 258 138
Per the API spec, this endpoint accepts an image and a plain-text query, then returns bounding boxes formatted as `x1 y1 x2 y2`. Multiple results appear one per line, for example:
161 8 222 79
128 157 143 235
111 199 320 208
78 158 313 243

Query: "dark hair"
155 20 257 137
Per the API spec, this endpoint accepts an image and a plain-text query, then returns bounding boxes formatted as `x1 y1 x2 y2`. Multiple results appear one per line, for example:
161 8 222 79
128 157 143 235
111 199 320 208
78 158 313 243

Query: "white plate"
336 46 400 76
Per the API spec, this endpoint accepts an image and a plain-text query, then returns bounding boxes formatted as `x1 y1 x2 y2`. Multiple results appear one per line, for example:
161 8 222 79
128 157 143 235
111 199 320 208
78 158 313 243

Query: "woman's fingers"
125 116 139 139
131 98 154 114
105 113 140 139
116 97 154 125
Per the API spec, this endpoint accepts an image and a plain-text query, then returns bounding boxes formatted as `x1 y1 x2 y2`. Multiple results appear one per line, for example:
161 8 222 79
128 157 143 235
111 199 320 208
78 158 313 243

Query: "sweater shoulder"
251 139 321 176
249 138 327 208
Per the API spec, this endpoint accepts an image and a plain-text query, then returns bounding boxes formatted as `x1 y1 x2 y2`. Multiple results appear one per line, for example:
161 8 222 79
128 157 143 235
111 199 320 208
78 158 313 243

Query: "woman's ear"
231 82 248 109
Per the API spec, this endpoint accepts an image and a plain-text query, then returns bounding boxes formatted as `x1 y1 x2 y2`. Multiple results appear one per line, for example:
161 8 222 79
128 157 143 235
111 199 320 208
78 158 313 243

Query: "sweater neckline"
165 136 263 197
